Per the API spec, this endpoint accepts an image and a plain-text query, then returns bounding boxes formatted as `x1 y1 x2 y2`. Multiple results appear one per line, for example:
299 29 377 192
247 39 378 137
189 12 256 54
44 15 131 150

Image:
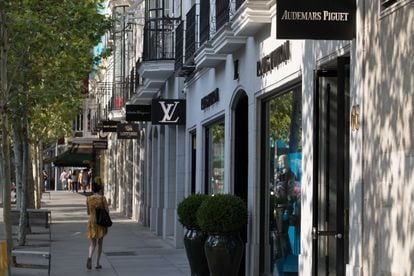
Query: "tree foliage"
1 0 112 246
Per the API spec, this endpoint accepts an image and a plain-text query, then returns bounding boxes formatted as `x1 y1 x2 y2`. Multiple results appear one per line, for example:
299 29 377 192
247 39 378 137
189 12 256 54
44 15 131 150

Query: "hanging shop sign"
151 99 186 125
257 41 291 77
101 120 119 132
117 123 139 139
126 104 152 121
276 0 356 40
92 140 108 150
201 88 219 110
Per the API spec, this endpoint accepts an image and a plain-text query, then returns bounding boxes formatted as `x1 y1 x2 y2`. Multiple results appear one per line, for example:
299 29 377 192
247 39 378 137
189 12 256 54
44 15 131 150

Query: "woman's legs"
87 238 97 269
89 238 97 258
96 237 104 267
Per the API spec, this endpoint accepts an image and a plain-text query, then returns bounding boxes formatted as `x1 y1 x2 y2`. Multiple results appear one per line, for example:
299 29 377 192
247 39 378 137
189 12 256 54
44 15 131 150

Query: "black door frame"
312 57 349 276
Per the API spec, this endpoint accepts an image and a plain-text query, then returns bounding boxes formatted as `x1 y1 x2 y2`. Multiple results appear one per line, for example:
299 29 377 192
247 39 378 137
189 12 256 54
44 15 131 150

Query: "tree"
1 0 111 246
0 1 13 273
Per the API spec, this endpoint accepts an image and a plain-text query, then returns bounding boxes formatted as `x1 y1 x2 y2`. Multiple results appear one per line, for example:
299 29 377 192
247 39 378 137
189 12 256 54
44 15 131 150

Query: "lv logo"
159 101 180 123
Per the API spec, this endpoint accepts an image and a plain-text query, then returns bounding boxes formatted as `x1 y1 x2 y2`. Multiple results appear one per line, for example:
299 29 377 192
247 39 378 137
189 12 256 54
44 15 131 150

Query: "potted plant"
196 194 247 276
177 193 209 276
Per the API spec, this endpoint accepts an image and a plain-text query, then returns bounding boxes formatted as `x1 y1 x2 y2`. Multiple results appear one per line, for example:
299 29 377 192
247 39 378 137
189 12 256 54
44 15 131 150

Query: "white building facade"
90 0 414 275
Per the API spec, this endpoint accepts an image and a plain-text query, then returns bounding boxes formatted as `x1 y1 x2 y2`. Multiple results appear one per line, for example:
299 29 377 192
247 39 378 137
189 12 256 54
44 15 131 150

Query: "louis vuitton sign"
151 99 186 125
277 0 356 40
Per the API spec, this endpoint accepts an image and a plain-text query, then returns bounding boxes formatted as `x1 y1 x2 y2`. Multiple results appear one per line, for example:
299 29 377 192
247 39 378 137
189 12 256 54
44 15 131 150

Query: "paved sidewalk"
3 191 189 276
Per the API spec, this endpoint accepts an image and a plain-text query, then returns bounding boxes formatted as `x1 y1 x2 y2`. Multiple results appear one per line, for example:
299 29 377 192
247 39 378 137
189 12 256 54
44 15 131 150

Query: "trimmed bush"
197 194 247 233
177 194 208 229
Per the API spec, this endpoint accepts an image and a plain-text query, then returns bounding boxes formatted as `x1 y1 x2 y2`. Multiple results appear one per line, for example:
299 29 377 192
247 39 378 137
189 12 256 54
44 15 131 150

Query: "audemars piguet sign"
151 99 186 125
277 0 356 40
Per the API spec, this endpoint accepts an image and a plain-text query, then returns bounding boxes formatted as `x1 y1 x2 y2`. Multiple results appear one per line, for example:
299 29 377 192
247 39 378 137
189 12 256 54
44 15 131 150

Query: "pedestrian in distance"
72 170 78 193
67 169 73 191
60 169 68 190
86 182 109 270
42 170 48 191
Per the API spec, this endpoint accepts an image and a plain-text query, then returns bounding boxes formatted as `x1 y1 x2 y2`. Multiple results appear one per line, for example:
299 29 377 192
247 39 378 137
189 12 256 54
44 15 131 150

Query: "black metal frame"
185 5 196 63
174 20 184 72
312 57 350 276
216 0 230 31
200 0 210 45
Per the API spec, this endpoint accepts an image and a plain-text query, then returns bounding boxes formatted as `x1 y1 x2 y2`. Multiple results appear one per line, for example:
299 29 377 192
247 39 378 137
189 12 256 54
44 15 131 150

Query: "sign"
151 99 186 125
101 120 119 133
126 104 151 121
201 88 219 110
117 123 139 139
276 0 356 40
92 140 108 150
257 41 290 77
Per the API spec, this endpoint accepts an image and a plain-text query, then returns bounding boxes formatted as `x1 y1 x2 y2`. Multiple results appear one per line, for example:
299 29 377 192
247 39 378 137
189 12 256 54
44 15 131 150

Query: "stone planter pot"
183 228 210 276
204 233 244 276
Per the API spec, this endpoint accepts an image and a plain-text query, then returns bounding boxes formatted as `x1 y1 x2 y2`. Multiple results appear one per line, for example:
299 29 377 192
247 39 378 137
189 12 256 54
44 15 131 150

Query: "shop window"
263 86 302 275
205 121 225 195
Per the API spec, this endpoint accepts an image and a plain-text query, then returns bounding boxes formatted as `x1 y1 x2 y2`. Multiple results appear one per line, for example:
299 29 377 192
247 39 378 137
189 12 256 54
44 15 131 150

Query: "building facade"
89 0 414 275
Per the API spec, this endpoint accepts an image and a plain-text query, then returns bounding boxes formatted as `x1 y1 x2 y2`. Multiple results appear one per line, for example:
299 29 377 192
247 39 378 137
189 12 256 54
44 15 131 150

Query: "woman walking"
86 182 109 269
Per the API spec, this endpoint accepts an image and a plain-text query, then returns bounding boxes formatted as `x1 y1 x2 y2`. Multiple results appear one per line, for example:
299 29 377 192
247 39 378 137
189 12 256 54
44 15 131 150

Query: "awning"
45 143 93 167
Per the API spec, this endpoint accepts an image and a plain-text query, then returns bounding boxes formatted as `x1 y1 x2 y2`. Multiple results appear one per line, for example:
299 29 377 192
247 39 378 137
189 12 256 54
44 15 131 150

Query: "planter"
183 228 210 276
204 233 244 276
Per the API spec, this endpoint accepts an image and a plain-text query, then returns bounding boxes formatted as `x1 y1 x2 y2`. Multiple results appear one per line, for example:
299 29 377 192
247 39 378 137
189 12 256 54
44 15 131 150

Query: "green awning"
45 143 93 167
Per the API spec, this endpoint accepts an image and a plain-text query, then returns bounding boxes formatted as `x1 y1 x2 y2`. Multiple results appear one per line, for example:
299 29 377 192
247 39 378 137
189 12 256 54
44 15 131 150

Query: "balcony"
231 0 275 36
138 8 180 91
175 6 197 77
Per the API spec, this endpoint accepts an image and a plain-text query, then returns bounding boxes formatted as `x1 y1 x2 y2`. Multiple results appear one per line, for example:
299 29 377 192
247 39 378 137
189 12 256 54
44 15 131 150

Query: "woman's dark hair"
92 182 102 193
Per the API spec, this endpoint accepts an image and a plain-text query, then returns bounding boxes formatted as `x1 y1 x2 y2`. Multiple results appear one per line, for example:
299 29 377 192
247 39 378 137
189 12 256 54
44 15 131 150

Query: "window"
261 86 302 275
205 121 225 194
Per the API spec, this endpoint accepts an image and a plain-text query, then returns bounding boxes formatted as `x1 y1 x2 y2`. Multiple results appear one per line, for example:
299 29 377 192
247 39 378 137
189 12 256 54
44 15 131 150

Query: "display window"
205 121 225 194
262 85 302 275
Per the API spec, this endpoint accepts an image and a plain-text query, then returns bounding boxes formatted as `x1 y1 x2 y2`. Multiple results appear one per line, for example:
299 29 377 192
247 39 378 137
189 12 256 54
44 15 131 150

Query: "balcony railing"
175 21 184 72
143 7 180 61
216 0 230 31
236 0 245 11
185 5 196 62
200 0 210 45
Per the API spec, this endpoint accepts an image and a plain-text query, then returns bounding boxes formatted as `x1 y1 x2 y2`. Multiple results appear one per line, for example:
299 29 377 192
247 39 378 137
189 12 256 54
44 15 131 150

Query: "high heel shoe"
86 257 92 269
96 265 102 269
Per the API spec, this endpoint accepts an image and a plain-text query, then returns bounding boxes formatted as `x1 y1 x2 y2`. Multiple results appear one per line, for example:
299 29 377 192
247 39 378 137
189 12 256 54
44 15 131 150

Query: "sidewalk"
4 191 189 276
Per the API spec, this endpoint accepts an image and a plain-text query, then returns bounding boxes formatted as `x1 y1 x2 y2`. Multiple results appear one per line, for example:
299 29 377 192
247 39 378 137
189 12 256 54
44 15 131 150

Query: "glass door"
312 57 350 276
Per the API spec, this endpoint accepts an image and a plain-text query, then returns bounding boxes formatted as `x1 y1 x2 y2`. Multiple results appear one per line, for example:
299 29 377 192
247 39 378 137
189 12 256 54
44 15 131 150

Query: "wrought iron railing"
200 0 210 45
236 0 245 11
143 7 180 61
216 0 230 31
185 5 196 62
175 21 184 72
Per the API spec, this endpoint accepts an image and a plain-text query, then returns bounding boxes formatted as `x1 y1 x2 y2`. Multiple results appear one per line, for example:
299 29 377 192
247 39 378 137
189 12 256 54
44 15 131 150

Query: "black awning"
45 143 93 167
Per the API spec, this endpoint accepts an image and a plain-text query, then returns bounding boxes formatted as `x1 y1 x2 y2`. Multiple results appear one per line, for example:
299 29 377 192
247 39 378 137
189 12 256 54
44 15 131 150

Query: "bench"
10 208 52 275
11 249 51 275
10 209 52 241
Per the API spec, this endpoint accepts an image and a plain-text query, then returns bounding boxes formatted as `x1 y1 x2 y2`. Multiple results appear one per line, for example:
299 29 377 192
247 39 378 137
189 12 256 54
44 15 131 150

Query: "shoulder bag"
96 196 112 227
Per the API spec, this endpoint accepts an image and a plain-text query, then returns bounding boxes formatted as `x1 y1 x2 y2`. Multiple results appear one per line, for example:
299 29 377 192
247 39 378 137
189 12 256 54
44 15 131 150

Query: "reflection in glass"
207 122 225 194
268 88 302 275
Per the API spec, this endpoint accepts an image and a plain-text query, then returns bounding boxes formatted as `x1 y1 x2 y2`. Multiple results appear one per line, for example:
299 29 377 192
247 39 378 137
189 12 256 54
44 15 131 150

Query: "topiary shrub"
197 194 247 234
177 193 208 229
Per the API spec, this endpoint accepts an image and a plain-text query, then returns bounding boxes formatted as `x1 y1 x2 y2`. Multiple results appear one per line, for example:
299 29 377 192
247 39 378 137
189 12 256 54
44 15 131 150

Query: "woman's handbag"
96 196 112 227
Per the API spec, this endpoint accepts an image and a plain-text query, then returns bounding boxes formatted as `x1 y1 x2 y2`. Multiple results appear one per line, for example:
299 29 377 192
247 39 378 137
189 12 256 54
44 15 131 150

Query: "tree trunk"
32 142 42 209
0 4 13 273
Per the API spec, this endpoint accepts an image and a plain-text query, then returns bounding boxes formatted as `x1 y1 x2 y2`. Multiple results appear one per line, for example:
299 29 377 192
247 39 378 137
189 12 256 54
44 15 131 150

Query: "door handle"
312 227 343 239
